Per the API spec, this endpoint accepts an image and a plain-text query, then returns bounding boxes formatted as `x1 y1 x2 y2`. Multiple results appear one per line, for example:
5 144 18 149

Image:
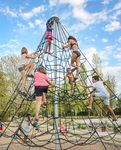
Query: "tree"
92 53 103 78
0 55 20 94
92 53 103 116
0 65 10 121
105 75 118 112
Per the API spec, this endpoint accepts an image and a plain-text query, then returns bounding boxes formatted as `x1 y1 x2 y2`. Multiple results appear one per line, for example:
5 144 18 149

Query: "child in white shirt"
80 75 117 121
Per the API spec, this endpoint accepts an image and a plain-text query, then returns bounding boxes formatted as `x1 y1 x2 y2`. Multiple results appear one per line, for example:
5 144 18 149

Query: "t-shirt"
93 81 109 96
18 54 29 67
34 71 49 86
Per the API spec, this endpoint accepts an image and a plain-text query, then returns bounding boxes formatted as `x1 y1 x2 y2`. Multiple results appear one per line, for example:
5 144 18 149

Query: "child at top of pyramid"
64 68 75 96
80 75 117 121
62 36 81 78
18 47 39 97
45 19 54 54
33 66 56 127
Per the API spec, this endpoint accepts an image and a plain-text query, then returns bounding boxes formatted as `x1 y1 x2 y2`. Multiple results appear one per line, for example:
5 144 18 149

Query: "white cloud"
72 6 108 27
111 9 121 20
49 0 58 6
0 39 21 56
114 53 121 59
59 0 85 6
103 65 121 94
35 19 45 29
0 6 17 17
16 23 27 32
102 38 108 43
99 45 115 60
83 47 97 63
28 22 34 28
20 5 45 20
102 0 112 5
49 0 108 27
105 21 121 32
113 2 121 10
49 0 85 7
118 36 121 43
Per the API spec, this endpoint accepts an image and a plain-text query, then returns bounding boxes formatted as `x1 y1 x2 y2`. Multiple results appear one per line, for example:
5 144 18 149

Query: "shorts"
73 51 81 57
45 31 52 40
95 92 109 105
35 86 48 97
18 64 24 72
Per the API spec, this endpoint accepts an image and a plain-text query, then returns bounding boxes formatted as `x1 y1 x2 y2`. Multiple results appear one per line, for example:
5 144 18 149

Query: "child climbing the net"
62 36 81 78
45 19 54 54
64 68 75 96
18 47 39 97
33 66 56 130
80 75 117 121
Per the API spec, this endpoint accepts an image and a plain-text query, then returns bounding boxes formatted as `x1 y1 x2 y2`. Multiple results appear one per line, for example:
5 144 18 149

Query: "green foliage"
0 53 119 122
77 123 86 129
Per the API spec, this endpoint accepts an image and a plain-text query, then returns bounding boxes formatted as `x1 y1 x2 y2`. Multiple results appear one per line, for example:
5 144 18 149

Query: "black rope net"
0 16 121 150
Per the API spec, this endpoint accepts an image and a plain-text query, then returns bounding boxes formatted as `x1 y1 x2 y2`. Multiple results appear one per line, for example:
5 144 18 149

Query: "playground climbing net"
0 16 121 150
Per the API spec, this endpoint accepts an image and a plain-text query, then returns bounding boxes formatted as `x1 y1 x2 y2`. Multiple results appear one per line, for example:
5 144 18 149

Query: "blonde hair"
21 47 28 55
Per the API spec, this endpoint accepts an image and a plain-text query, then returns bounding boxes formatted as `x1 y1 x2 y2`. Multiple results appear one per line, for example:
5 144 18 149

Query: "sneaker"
33 121 39 130
45 51 53 55
21 92 28 98
112 118 117 121
27 74 34 78
17 90 28 98
31 94 36 101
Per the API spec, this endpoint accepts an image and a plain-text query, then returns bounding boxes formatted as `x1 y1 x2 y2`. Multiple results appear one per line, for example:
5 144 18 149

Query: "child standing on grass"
80 75 117 121
64 68 75 96
33 66 55 129
18 47 39 96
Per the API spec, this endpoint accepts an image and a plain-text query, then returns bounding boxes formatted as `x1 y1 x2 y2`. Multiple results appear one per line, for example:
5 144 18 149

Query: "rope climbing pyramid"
0 16 121 150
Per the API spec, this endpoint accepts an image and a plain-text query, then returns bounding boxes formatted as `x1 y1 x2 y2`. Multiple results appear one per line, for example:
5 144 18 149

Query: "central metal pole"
54 90 59 150
50 16 59 150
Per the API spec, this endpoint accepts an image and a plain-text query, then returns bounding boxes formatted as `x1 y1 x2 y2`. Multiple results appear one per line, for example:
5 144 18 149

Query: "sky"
0 0 121 94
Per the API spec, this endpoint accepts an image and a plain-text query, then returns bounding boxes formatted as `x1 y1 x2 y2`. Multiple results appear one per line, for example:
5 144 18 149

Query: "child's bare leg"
87 93 95 108
48 39 51 53
70 83 74 96
42 93 47 103
71 54 77 67
76 56 80 76
35 96 42 120
20 70 27 91
45 43 49 53
25 63 34 75
106 105 117 120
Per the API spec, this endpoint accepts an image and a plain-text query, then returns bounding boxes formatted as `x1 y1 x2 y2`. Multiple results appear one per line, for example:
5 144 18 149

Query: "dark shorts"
35 86 48 97
73 51 81 57
18 66 24 72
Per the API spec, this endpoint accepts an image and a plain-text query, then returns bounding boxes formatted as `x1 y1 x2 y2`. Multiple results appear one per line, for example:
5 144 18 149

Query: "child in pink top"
34 66 55 124
60 122 67 133
45 19 53 54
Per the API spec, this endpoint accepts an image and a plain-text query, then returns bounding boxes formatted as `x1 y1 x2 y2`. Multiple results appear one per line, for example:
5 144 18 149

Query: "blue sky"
0 0 121 93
